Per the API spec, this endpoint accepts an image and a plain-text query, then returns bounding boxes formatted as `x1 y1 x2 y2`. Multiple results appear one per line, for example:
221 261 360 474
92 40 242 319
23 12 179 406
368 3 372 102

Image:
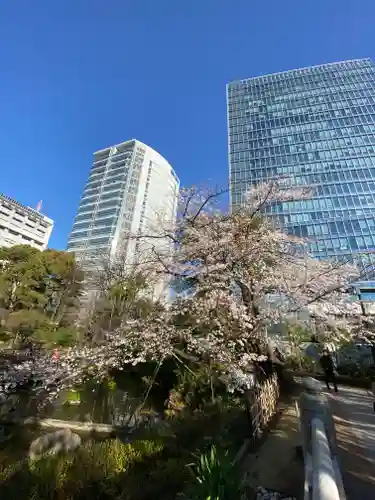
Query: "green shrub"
0 438 164 500
0 329 12 343
337 363 375 380
140 455 191 498
34 325 77 347
184 445 241 500
284 354 315 372
0 408 247 499
65 389 81 404
54 326 77 347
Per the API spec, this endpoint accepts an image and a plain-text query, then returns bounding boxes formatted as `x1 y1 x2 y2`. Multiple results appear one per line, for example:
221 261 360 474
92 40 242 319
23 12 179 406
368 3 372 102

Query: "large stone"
302 376 322 392
29 428 81 460
255 486 297 499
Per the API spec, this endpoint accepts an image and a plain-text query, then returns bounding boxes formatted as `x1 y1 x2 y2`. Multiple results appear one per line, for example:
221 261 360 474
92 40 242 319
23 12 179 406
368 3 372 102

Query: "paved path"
326 384 375 500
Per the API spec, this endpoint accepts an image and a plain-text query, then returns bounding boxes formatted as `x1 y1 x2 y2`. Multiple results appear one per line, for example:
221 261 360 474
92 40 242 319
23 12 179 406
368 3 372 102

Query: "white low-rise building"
0 194 53 251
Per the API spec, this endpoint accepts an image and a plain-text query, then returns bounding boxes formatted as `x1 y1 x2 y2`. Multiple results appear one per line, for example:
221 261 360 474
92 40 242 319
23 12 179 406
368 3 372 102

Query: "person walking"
319 348 338 392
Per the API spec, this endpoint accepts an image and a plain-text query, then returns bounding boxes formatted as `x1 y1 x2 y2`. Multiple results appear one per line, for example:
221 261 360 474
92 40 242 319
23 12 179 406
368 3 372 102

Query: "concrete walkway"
241 381 375 499
326 384 375 500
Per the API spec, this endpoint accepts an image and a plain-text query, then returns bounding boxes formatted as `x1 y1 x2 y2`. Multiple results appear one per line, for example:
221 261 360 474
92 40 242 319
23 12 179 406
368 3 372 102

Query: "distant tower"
36 200 43 212
67 139 180 301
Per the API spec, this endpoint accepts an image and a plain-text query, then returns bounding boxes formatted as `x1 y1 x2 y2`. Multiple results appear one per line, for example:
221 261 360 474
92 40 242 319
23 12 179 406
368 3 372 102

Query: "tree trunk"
360 300 367 316
209 362 215 404
236 280 260 318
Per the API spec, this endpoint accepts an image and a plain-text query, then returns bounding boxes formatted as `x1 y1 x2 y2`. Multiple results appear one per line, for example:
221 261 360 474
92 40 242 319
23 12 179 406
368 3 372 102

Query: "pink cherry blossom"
0 181 368 401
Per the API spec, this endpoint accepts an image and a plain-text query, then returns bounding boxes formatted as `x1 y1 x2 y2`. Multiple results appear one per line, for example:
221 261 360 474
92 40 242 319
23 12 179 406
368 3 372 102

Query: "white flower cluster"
1 181 366 410
224 369 257 394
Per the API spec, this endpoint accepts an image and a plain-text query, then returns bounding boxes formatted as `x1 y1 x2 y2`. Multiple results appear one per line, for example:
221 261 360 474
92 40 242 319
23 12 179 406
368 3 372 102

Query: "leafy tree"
0 181 367 402
0 245 47 311
6 309 50 345
42 249 84 326
0 246 83 318
85 252 162 338
0 245 84 347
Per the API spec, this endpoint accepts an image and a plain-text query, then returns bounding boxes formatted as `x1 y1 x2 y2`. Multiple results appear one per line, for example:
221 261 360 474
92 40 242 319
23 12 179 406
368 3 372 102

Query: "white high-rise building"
0 194 53 250
67 139 179 300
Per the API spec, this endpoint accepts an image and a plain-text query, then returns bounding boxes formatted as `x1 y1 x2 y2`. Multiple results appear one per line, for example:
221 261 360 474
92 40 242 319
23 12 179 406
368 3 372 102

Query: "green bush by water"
0 432 244 500
0 438 170 500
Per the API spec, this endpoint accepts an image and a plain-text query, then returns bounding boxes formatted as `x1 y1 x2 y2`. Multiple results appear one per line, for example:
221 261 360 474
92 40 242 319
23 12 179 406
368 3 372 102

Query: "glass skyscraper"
227 58 375 275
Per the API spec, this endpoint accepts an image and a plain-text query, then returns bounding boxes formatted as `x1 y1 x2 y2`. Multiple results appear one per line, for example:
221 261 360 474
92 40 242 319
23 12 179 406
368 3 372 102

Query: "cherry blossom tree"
0 180 368 402
118 181 363 385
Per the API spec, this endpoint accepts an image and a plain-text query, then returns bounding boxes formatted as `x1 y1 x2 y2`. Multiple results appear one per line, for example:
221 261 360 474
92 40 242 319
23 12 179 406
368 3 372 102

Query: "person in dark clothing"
320 349 338 392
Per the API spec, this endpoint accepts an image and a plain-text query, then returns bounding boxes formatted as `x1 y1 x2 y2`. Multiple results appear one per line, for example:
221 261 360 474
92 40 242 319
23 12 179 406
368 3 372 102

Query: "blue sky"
0 0 374 249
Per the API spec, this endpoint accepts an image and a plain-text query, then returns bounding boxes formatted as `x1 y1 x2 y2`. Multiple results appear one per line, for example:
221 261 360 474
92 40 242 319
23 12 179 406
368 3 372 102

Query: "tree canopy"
0 181 366 402
0 245 84 346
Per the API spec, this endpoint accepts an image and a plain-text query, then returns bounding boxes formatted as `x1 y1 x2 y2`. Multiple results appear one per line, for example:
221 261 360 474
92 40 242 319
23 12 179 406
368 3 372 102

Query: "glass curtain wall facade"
227 58 375 275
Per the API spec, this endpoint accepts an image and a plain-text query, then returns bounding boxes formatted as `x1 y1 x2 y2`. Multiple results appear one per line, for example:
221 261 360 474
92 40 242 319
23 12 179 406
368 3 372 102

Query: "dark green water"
47 370 164 426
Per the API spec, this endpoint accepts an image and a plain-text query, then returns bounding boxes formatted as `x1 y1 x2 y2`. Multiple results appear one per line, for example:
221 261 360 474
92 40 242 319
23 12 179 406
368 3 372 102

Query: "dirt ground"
241 392 304 499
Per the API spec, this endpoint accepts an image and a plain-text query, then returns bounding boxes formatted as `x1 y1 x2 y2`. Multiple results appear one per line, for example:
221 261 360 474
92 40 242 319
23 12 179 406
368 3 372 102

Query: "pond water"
46 369 165 426
0 368 168 462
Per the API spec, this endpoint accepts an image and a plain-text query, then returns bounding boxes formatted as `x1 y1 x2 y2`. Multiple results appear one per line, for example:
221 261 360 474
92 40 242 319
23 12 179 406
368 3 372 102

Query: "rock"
255 486 297 500
29 428 81 460
303 377 321 392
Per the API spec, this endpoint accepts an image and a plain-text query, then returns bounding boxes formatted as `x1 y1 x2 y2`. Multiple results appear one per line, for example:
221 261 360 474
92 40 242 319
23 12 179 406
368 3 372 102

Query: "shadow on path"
326 385 375 500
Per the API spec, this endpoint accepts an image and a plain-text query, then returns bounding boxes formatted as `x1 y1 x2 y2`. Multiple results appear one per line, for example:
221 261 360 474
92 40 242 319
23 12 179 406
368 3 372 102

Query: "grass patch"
0 399 250 499
0 438 187 500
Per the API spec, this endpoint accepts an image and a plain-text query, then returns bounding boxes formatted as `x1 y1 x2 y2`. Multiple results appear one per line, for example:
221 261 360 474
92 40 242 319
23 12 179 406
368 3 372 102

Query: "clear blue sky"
0 0 374 249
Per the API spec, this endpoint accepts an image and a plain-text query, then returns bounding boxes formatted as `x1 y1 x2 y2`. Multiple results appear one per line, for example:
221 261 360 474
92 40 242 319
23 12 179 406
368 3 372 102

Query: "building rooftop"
228 57 373 87
0 193 53 224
